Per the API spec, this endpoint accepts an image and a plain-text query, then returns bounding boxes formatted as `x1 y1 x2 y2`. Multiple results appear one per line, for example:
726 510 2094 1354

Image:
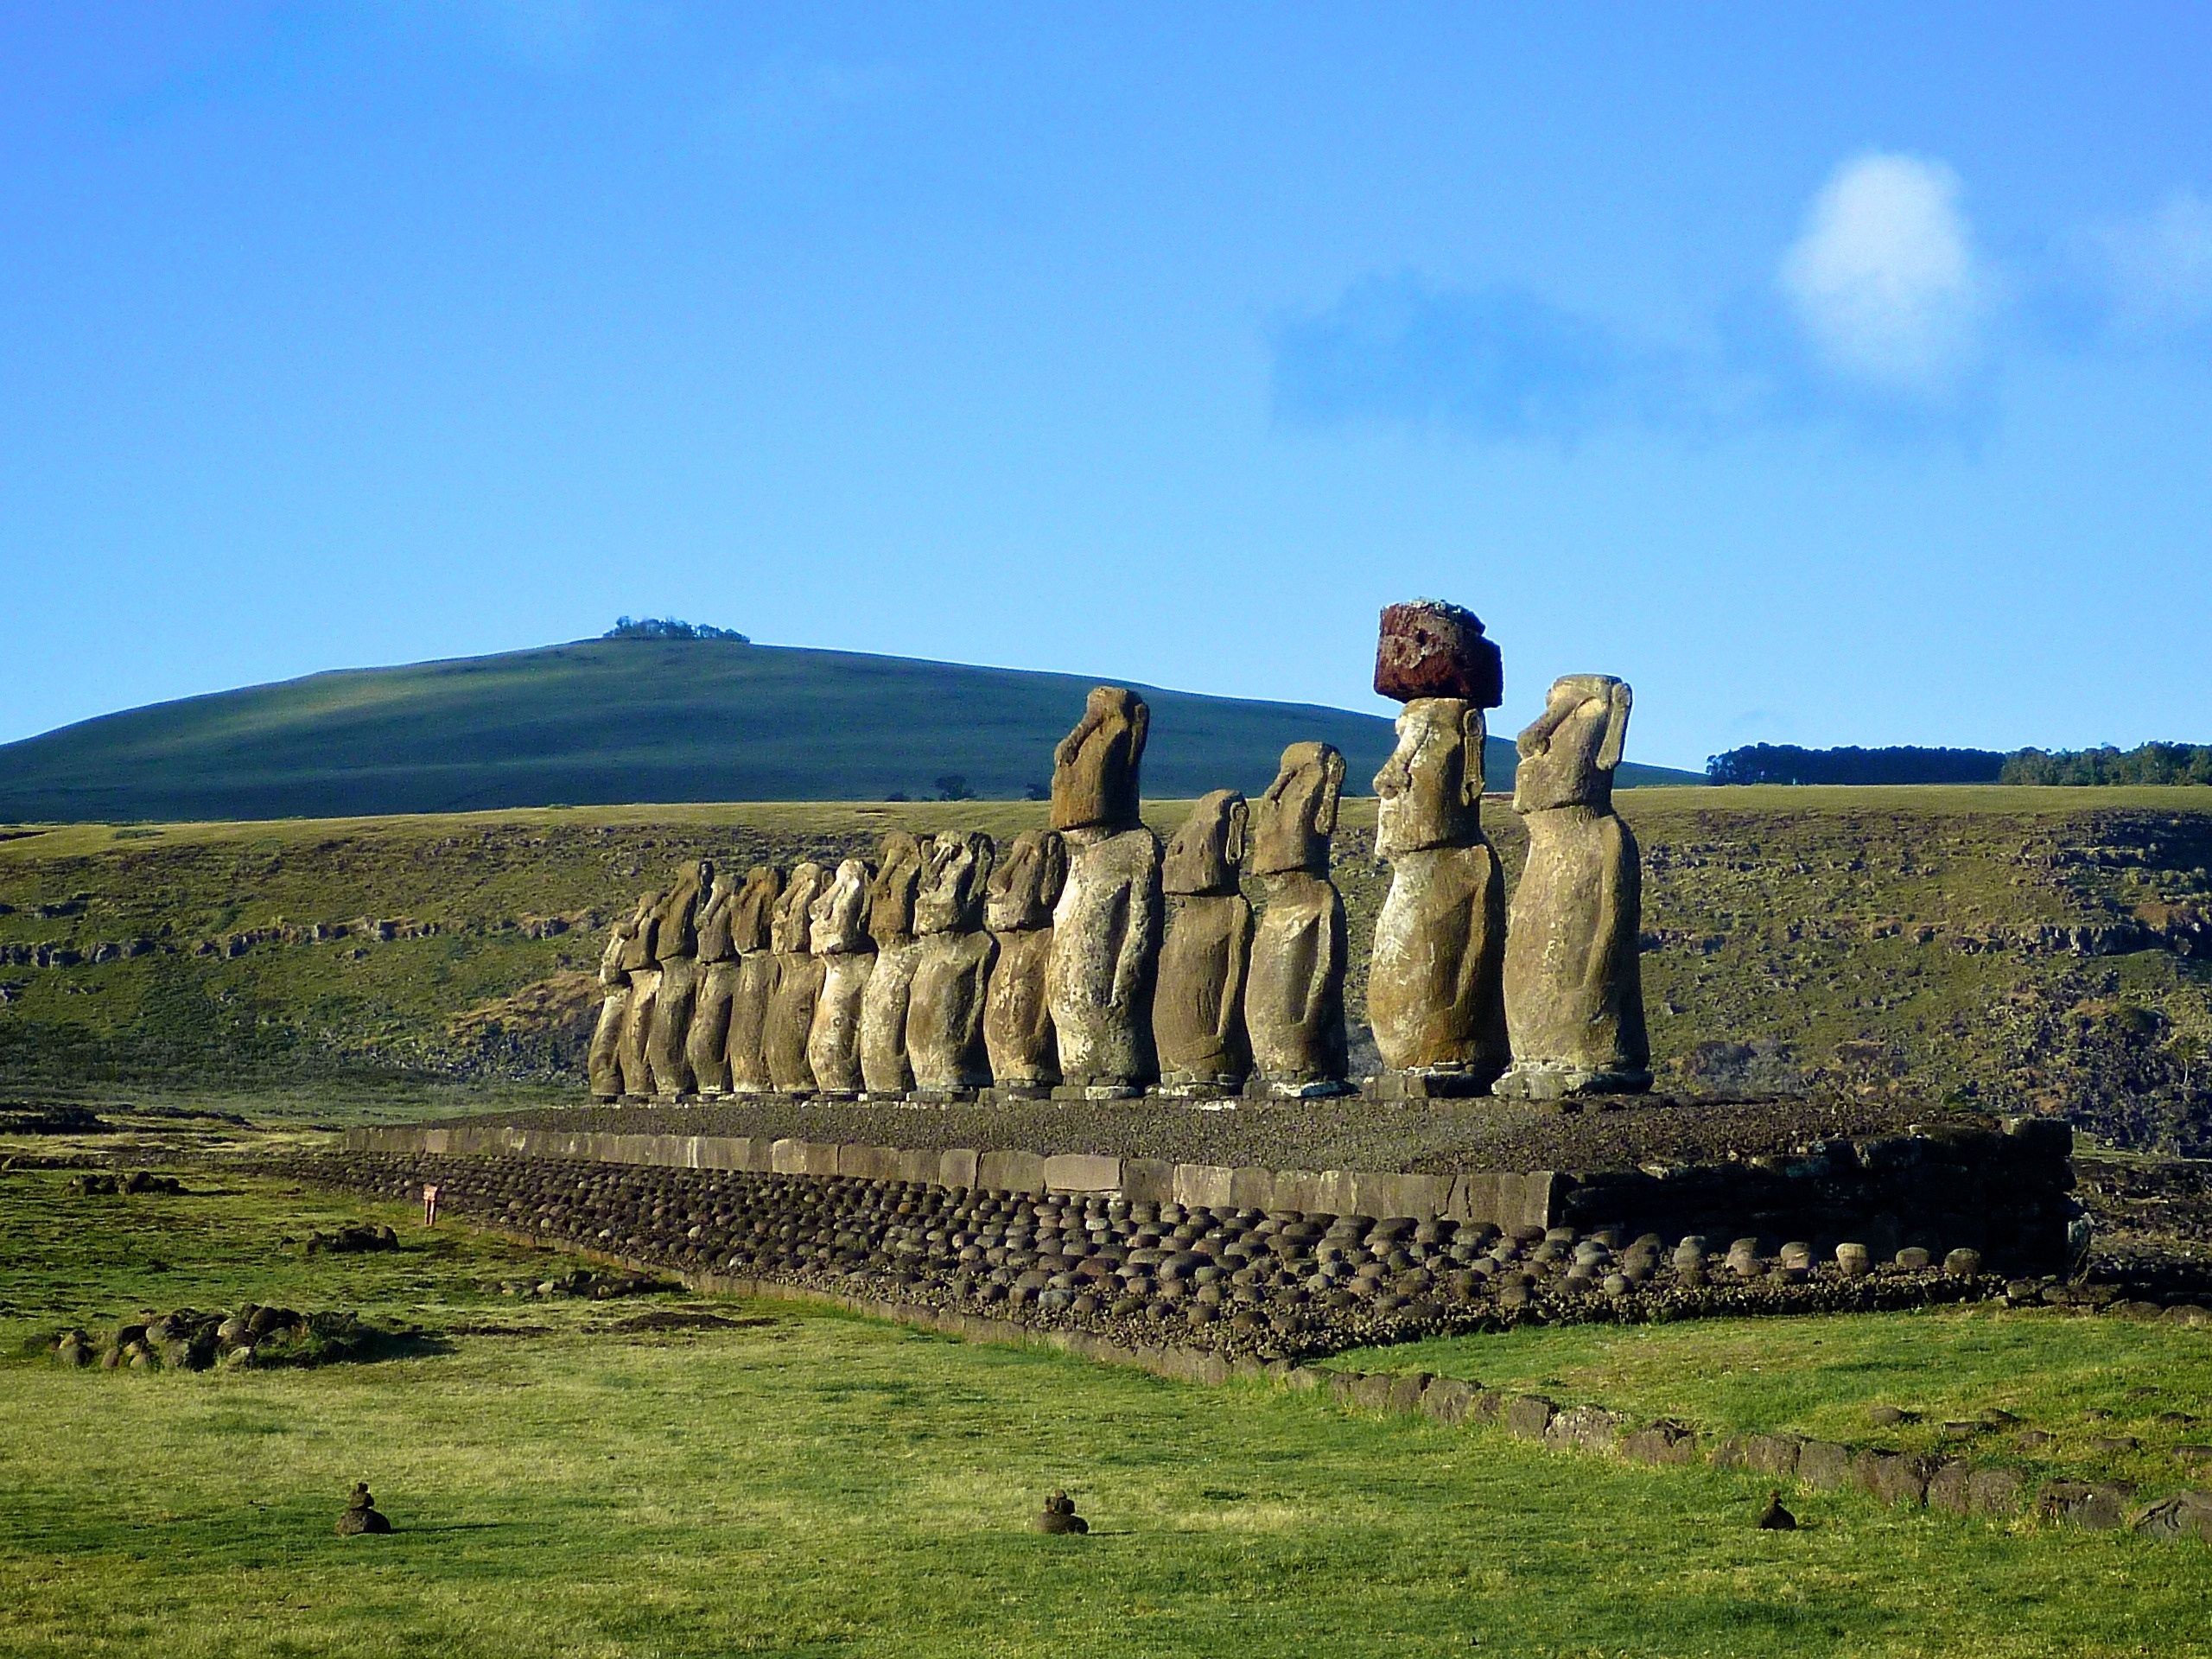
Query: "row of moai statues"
584 599 1647 1104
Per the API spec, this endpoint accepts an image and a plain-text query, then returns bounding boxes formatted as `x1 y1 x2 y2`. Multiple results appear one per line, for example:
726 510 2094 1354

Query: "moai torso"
1154 791 1251 1091
686 868 741 1095
1044 688 1163 1094
859 832 925 1096
983 829 1067 1090
1498 676 1649 1097
588 912 637 1100
1368 697 1509 1090
764 862 828 1092
1244 745 1349 1092
805 858 876 1096
906 833 998 1093
724 866 784 1094
645 861 709 1098
615 889 664 1098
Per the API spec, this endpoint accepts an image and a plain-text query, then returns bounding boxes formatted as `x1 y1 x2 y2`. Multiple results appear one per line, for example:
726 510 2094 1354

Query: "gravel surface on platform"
438 1093 1948 1175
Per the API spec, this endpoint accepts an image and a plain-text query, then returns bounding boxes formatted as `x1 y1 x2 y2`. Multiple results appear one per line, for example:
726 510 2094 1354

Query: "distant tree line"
1705 745 2005 785
603 616 751 643
2001 743 2212 786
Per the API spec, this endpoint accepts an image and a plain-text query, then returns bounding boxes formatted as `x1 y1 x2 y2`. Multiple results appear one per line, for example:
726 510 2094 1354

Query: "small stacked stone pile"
263 1149 2180 1356
48 1305 343 1370
335 1484 392 1536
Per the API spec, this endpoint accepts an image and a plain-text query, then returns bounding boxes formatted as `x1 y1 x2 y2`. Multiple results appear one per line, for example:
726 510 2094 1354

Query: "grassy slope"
0 638 1704 822
3 1163 2208 1659
3 786 2211 1148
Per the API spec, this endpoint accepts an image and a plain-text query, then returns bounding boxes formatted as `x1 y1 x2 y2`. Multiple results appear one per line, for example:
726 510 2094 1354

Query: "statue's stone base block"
1157 1077 1243 1101
983 1083 1056 1103
1369 1067 1495 1102
910 1087 979 1104
1495 1061 1653 1102
1053 1083 1145 1102
1244 1077 1354 1101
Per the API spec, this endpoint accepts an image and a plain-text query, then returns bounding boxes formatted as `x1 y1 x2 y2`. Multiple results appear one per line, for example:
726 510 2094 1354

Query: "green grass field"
3 1160 2209 1657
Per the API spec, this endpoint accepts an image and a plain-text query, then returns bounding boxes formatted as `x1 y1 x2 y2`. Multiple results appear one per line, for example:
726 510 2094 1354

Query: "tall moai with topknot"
722 865 784 1094
1497 674 1650 1098
1044 687 1164 1098
1246 743 1351 1096
1154 791 1252 1096
1366 601 1511 1097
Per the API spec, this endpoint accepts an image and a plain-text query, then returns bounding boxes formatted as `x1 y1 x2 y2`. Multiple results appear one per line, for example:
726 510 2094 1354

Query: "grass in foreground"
2 1166 2209 1657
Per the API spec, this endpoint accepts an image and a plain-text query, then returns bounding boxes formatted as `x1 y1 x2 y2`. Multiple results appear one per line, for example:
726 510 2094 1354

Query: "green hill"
0 639 1700 823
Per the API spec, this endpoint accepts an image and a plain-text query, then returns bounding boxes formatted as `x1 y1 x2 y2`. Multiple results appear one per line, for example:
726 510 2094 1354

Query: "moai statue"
1367 601 1510 1098
804 857 876 1097
1154 791 1251 1096
614 888 664 1099
982 829 1067 1096
906 832 998 1098
763 861 829 1094
722 865 785 1095
1498 675 1649 1098
685 867 741 1095
1045 687 1163 1097
858 832 926 1096
587 911 638 1102
644 861 709 1099
1245 745 1350 1096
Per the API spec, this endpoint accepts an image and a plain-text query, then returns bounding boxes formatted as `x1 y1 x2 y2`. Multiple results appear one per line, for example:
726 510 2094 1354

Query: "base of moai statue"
1364 1065 1491 1102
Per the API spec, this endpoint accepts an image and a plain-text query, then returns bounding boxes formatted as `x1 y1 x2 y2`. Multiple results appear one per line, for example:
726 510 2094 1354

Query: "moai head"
916 832 995 935
1374 698 1486 856
867 832 925 943
809 858 873 956
985 830 1067 931
729 866 785 953
1513 675 1632 815
1251 743 1344 877
1162 791 1247 896
771 863 827 954
619 889 664 969
696 867 741 960
1050 686 1149 832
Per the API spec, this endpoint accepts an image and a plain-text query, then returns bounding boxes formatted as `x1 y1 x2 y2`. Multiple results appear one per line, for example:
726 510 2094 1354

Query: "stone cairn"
584 601 1649 1104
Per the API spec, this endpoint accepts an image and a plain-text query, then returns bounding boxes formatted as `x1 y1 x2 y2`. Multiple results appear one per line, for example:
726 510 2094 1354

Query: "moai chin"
1245 745 1351 1096
858 831 927 1097
588 908 639 1102
644 860 710 1100
1366 598 1510 1099
1045 687 1163 1097
614 887 664 1100
1497 674 1650 1099
1154 791 1252 1096
805 857 876 1098
763 861 828 1094
722 865 784 1095
983 830 1067 1096
685 867 741 1096
906 832 998 1098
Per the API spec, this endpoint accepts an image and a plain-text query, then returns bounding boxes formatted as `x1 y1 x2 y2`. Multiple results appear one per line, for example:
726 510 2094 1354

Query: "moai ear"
1597 682 1633 772
1316 748 1344 836
1126 696 1150 762
1224 798 1249 867
1461 706 1489 804
1039 830 1068 906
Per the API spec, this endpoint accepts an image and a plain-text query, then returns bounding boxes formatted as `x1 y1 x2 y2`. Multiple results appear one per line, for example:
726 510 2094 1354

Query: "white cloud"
1780 153 1987 392
2088 189 2212 334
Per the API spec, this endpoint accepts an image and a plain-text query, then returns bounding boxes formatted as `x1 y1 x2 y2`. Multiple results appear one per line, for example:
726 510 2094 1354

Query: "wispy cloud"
1268 274 1683 444
1778 153 1989 393
2081 189 2212 336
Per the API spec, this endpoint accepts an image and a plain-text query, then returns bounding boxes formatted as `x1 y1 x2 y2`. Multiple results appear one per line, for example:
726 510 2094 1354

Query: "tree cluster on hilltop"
2002 743 2212 786
602 616 751 643
1706 745 2005 785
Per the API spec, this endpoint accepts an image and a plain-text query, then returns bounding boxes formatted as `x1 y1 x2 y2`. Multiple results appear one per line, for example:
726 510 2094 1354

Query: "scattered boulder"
304 1224 398 1255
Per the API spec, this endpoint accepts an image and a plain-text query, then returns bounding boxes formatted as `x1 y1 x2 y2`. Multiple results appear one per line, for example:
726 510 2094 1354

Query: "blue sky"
3 3 2209 770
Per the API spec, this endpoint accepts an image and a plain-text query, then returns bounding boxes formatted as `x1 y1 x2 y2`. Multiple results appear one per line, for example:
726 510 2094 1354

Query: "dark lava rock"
1030 1491 1088 1535
1756 1490 1796 1530
1371 600 1503 706
334 1483 392 1536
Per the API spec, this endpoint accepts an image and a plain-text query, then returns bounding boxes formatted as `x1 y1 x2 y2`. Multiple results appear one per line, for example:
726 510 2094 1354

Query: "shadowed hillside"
0 639 1700 823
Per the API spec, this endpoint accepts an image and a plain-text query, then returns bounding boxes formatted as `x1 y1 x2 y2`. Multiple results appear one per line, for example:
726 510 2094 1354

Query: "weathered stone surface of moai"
983 829 1066 1096
614 888 664 1098
644 861 709 1099
859 832 926 1096
1154 790 1251 1095
907 832 998 1098
763 862 829 1094
1369 695 1510 1096
723 865 784 1095
1046 688 1163 1097
588 906 640 1101
1245 744 1351 1096
805 857 876 1097
685 867 741 1095
1498 674 1650 1098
